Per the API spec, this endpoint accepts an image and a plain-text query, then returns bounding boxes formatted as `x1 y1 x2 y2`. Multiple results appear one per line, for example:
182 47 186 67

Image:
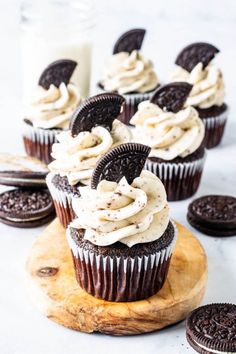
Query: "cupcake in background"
46 93 132 228
23 59 83 164
98 28 159 125
67 143 177 302
172 42 227 149
130 82 206 201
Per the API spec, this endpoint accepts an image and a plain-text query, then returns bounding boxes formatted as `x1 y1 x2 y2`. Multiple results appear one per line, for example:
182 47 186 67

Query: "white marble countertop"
0 1 236 353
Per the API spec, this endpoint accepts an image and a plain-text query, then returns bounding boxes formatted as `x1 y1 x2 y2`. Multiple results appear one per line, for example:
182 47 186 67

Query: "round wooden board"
25 218 207 336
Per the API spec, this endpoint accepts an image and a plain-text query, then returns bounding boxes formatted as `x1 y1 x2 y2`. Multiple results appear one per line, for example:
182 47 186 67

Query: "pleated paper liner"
46 172 80 228
66 221 177 302
22 120 61 164
97 84 157 125
145 156 206 201
202 109 228 149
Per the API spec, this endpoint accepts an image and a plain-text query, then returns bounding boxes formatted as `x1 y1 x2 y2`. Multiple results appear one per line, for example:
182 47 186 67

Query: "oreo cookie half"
91 143 151 189
113 28 146 54
187 195 236 237
38 59 77 89
186 303 236 353
0 153 48 188
70 93 125 137
150 82 192 113
0 189 55 228
175 42 219 72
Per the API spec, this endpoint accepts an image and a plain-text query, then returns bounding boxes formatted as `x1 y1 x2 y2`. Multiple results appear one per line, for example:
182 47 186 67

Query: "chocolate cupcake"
130 83 206 201
67 143 177 302
172 42 227 149
46 93 131 228
23 60 83 164
98 29 159 125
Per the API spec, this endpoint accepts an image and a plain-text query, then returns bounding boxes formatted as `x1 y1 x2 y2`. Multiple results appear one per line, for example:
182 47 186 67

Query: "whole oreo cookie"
91 143 151 189
70 93 125 137
38 59 77 89
0 189 55 228
187 195 236 237
175 42 219 72
0 153 48 188
186 303 236 353
150 82 192 113
113 28 146 54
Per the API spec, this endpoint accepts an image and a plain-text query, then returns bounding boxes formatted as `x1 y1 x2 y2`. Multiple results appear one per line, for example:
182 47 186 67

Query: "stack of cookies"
0 154 55 227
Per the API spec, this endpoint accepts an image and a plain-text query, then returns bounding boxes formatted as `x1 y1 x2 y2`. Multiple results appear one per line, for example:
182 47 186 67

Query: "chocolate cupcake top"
48 94 131 186
172 43 225 109
130 83 205 161
70 143 170 247
25 60 82 130
99 29 158 94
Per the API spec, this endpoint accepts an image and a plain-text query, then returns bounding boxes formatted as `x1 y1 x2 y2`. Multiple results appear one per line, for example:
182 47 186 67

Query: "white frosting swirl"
172 63 225 109
100 50 158 94
48 120 132 185
130 101 205 160
26 83 82 129
71 170 169 247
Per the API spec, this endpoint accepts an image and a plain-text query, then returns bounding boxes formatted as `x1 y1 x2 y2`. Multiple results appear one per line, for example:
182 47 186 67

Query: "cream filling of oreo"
3 215 47 222
71 170 170 247
130 101 204 160
25 82 82 130
172 63 225 109
192 338 235 354
100 50 158 94
0 177 45 184
49 119 131 186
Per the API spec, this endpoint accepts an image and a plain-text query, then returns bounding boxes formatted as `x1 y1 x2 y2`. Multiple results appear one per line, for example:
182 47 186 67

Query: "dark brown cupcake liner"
46 172 78 228
22 121 60 164
145 156 206 201
97 85 155 125
202 109 228 149
66 222 177 302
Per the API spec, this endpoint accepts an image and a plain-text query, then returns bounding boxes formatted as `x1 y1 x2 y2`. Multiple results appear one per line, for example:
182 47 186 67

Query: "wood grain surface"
25 218 207 335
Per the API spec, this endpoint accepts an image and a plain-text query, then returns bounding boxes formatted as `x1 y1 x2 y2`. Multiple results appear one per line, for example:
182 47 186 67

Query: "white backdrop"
0 1 236 354
0 0 236 149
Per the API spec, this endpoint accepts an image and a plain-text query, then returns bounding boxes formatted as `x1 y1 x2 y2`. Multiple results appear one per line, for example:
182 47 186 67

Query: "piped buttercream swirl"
48 120 132 185
26 83 82 129
100 50 158 94
130 101 205 160
172 63 225 109
71 170 169 247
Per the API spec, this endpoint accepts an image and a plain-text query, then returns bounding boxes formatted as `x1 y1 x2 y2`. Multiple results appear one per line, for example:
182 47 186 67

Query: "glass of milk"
20 0 94 103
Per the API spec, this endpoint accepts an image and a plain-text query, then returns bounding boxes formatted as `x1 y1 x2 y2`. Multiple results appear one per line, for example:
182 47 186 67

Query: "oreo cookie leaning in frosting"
22 59 83 164
172 42 227 149
98 28 160 125
186 303 236 353
46 93 132 228
130 82 206 201
66 143 177 302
